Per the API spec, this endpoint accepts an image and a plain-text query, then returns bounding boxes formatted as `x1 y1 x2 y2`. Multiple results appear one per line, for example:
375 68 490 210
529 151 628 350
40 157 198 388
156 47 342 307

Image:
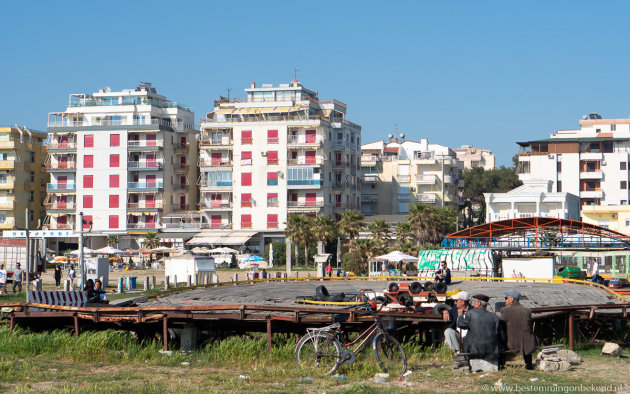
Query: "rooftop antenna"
294 68 300 81
226 87 232 100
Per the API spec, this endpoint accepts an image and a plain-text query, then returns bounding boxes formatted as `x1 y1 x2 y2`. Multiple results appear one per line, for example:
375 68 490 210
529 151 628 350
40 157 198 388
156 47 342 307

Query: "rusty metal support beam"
10 316 14 333
73 314 79 337
163 317 168 351
266 316 272 352
568 313 574 351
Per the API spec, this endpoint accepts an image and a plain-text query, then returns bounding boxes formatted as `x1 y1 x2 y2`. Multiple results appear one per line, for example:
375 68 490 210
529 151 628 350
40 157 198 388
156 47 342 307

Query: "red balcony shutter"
241 193 252 207
305 151 316 164
267 214 278 228
83 215 92 230
267 129 278 143
241 172 252 186
110 134 120 147
267 151 278 165
109 195 119 208
241 214 252 229
83 195 93 209
84 175 93 188
84 134 94 148
110 154 120 167
109 174 119 188
241 130 252 144
242 151 252 159
211 215 222 229
109 215 119 229
267 171 278 185
84 155 93 168
306 193 316 206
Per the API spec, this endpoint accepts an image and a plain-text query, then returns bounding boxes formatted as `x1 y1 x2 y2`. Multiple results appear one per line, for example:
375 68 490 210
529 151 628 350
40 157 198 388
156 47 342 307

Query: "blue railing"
287 180 321 186
128 182 163 189
441 236 630 250
47 184 76 191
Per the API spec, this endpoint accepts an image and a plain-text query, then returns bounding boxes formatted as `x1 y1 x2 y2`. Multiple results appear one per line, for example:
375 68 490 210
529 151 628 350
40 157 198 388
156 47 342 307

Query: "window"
241 214 252 229
83 195 93 209
110 175 119 188
241 151 252 165
557 162 562 172
267 193 278 207
267 129 279 144
84 155 93 168
241 130 252 144
84 175 93 188
622 181 627 190
203 171 232 187
267 214 278 228
110 154 120 167
241 172 252 186
109 195 119 208
622 201 628 206
83 215 92 230
267 151 279 165
109 215 119 229
611 124 616 131
30 171 34 182
595 128 601 133
84 134 94 148
622 162 627 170
603 143 614 153
241 193 252 207
110 134 120 147
267 171 278 185
557 181 562 192
29 191 34 202
30 152 35 163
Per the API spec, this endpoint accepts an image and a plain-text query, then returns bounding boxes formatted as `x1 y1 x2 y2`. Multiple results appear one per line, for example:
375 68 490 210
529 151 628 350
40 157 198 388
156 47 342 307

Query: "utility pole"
79 212 84 291
16 208 41 303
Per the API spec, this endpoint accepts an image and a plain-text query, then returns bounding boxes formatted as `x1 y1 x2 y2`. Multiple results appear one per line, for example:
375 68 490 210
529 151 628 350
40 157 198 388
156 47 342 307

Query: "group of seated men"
442 290 536 370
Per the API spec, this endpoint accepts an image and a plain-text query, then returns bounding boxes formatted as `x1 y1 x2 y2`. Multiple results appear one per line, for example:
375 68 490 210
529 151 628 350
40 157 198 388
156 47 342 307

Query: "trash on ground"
239 375 250 380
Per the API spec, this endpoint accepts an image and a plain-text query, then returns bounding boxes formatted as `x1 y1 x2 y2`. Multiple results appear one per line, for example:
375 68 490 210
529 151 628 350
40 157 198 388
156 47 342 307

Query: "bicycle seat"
332 314 349 323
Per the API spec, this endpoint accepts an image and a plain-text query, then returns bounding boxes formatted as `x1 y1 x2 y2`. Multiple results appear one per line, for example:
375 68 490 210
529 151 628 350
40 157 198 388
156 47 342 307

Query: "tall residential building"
45 83 198 249
516 112 630 207
360 138 463 216
453 145 496 171
197 81 361 248
0 126 47 229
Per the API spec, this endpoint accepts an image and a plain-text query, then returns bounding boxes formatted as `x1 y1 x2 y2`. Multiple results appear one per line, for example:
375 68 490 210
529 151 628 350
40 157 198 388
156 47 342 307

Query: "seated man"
435 261 451 285
457 294 504 366
89 279 109 304
442 291 473 353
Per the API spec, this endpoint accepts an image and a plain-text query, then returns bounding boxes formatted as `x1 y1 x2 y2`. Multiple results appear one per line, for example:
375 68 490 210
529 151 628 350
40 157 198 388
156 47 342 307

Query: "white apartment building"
453 145 496 171
360 138 463 216
484 179 580 222
46 83 198 249
517 112 630 207
196 81 361 248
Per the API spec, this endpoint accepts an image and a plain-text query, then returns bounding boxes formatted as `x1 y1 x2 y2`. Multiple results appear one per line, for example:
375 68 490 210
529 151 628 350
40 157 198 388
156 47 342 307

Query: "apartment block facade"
517 113 630 207
360 139 463 216
198 81 361 242
45 83 198 244
0 126 47 229
453 145 496 171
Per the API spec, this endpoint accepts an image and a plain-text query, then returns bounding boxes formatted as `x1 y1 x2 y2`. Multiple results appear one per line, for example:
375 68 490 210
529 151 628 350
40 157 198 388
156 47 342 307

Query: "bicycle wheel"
296 332 342 375
373 332 407 375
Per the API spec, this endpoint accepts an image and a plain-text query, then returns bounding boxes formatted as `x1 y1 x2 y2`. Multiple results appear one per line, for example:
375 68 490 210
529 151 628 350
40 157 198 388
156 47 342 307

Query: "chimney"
251 81 256 88
293 80 299 87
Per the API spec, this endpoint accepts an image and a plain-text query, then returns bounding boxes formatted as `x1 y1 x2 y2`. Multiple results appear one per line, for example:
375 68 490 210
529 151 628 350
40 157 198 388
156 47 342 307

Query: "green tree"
338 210 364 248
312 216 336 254
285 215 311 266
368 219 390 255
143 233 160 249
407 203 456 245
461 165 522 224
107 235 118 247
395 222 414 248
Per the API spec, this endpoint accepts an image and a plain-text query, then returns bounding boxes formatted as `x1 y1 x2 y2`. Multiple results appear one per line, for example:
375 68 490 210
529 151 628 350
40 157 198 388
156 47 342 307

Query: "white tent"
70 248 95 256
94 246 127 255
209 247 239 254
373 251 419 263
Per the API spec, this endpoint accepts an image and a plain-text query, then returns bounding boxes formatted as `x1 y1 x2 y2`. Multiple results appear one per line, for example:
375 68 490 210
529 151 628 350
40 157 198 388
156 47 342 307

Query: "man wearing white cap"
500 289 536 370
442 291 472 352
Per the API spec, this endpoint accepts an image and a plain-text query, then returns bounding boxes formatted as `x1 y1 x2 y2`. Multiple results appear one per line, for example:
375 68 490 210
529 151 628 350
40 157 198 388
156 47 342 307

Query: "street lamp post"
16 208 41 303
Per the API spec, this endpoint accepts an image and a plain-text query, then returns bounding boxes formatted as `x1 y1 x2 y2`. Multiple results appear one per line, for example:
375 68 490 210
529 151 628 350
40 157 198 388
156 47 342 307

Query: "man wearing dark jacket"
457 294 504 364
442 291 473 352
500 289 536 370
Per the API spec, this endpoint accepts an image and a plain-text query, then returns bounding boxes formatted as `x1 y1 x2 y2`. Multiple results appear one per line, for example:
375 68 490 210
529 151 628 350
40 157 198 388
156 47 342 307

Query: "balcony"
267 158 279 165
174 162 189 172
0 161 16 170
287 200 324 211
45 162 77 171
361 174 378 184
128 161 163 170
416 174 437 184
47 142 77 152
200 181 233 191
330 140 347 149
267 137 279 144
397 175 411 183
127 182 163 191
0 199 14 209
361 195 378 203
0 180 15 189
288 157 325 166
128 140 163 150
0 140 17 149
287 179 322 189
288 135 323 146
127 222 162 230
267 200 279 207
580 171 603 180
580 190 603 199
47 183 76 192
199 138 234 148
267 222 279 229
416 193 438 203
174 142 189 152
127 201 164 211
0 218 16 229
173 182 190 191
199 159 232 167
199 201 232 211
332 181 347 189
48 223 74 230
581 152 603 160
361 156 380 166
45 202 76 212
397 193 410 201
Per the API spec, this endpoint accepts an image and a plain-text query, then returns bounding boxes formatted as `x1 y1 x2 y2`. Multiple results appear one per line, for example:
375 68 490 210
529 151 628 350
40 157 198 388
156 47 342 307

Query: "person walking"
68 265 76 289
326 264 332 278
12 263 25 293
54 264 62 289
591 259 600 283
500 289 536 370
0 264 7 294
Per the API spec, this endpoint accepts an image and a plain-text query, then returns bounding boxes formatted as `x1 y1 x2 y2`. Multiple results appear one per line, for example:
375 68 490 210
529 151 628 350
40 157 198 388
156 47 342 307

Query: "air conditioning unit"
261 152 268 157
612 214 618 219
548 154 555 159
601 161 607 166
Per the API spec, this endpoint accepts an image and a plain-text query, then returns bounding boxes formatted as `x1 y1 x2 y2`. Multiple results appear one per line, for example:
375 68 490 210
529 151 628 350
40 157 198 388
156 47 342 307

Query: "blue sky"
2 1 630 166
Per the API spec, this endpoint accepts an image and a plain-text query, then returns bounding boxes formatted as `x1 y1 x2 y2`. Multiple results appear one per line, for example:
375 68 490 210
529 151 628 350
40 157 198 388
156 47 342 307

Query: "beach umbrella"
373 251 419 263
70 248 95 256
209 247 239 254
244 255 266 262
94 246 126 255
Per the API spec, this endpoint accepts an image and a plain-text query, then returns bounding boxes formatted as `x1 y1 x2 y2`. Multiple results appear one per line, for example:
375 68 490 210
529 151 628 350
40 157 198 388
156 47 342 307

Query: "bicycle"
295 302 407 375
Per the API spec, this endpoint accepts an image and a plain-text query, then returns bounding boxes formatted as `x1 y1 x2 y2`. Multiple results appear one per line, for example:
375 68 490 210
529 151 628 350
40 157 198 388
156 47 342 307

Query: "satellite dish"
387 133 393 139
400 133 405 139
582 115 588 120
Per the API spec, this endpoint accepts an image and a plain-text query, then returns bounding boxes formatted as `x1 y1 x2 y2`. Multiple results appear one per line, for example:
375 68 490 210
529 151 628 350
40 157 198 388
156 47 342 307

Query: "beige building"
361 138 463 216
453 145 496 170
581 205 630 235
0 126 47 229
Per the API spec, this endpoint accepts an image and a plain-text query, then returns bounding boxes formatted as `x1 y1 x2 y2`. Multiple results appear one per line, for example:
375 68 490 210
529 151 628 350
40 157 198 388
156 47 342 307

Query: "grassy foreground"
0 326 628 393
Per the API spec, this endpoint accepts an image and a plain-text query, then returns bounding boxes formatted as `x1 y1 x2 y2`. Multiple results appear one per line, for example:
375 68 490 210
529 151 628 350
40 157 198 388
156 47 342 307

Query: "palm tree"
107 235 118 248
395 222 414 247
143 232 160 249
368 219 390 255
285 215 308 266
348 238 376 274
338 210 364 247
407 203 456 245
313 215 336 255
